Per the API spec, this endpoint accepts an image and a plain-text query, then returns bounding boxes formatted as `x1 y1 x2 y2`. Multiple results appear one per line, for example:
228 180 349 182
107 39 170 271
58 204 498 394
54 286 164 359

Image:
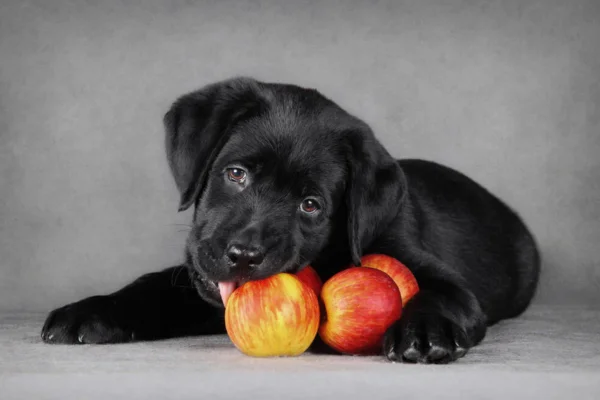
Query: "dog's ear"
344 124 407 266
163 77 269 211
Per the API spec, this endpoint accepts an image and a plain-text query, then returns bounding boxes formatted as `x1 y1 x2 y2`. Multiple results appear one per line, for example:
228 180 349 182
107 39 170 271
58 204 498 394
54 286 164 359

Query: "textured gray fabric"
2 305 600 399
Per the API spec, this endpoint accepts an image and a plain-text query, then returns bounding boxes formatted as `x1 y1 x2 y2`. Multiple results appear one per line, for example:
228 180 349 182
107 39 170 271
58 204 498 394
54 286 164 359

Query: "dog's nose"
226 244 265 268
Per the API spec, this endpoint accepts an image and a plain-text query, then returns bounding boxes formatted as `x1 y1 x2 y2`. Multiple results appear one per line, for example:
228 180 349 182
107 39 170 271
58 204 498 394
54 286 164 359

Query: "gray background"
1 0 598 312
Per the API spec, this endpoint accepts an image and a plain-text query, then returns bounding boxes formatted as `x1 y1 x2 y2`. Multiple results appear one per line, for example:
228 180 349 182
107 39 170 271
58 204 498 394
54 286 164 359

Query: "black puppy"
41 77 540 363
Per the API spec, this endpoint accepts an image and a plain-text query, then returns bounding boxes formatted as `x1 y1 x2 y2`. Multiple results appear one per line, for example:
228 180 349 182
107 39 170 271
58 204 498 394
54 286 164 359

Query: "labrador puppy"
41 77 540 363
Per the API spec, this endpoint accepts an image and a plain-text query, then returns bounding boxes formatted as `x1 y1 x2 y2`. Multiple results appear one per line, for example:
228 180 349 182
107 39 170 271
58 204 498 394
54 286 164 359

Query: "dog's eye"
300 198 320 214
226 168 247 184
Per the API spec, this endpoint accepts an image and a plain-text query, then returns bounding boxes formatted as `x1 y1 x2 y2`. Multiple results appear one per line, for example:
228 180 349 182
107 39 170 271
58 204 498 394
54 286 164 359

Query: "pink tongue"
218 281 237 307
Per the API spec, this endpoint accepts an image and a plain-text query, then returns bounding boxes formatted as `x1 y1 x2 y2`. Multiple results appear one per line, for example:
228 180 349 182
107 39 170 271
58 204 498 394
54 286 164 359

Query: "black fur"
41 77 540 363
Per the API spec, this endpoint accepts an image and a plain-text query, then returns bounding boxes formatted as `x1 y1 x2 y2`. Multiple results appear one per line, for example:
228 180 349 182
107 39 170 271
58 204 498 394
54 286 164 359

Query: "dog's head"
163 77 406 307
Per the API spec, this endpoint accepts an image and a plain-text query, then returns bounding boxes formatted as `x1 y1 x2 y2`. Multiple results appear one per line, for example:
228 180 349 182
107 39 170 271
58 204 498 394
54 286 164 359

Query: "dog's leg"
41 266 222 344
382 251 487 364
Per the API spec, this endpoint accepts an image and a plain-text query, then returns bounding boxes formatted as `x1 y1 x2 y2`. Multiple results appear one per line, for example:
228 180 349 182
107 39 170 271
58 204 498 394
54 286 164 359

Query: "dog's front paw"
41 296 134 344
383 311 472 364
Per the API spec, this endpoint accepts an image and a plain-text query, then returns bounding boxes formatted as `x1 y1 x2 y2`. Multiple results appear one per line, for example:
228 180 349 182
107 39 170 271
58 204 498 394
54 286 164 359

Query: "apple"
359 254 419 305
318 267 402 355
295 265 323 297
224 273 320 357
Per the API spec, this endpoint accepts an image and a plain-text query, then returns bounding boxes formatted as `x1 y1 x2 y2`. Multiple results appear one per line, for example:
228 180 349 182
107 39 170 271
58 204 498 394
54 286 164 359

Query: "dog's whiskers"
169 223 194 228
170 266 194 289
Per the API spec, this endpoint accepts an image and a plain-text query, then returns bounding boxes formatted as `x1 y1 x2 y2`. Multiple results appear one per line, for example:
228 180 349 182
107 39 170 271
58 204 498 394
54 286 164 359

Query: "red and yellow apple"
360 254 419 305
318 267 402 355
295 265 323 297
224 273 320 357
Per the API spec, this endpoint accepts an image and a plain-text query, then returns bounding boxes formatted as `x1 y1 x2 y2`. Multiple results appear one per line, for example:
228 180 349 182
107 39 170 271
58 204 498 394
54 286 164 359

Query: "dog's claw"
384 313 472 364
41 296 133 344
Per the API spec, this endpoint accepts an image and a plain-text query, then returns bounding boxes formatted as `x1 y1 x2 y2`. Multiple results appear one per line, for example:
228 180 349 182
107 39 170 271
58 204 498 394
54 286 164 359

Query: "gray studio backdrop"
1 0 599 312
